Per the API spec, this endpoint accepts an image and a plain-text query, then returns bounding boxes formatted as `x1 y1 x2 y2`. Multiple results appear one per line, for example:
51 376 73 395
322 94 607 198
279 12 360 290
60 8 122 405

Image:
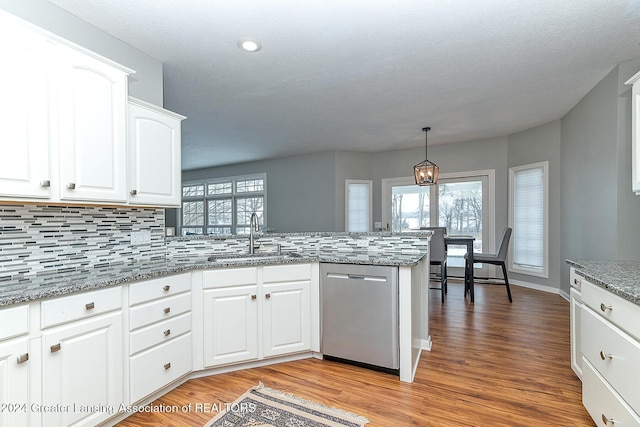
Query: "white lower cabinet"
569 286 582 379
202 264 312 368
128 274 192 404
579 277 640 425
41 310 123 427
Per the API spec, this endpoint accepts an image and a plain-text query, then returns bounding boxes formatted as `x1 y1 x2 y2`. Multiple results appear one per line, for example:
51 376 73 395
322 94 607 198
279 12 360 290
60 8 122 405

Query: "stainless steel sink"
206 252 303 263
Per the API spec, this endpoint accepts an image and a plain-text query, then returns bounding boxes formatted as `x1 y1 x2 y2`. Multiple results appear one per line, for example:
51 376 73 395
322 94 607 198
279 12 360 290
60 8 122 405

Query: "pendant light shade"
414 127 439 186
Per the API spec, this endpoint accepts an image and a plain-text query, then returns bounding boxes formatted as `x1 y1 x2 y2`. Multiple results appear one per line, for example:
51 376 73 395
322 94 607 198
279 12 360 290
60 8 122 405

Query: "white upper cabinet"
55 43 130 203
127 97 185 207
626 70 640 195
0 13 52 199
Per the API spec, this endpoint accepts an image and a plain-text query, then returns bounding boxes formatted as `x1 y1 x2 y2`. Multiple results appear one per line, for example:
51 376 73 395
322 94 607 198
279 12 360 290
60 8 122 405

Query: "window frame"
345 179 373 232
179 173 267 236
508 161 549 278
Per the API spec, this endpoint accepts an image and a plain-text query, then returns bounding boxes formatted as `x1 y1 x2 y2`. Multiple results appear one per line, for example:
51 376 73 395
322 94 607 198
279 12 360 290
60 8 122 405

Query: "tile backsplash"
0 204 165 282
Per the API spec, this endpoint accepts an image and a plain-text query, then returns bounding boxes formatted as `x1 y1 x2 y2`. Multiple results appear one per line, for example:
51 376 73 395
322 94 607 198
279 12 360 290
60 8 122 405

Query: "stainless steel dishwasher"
320 263 399 374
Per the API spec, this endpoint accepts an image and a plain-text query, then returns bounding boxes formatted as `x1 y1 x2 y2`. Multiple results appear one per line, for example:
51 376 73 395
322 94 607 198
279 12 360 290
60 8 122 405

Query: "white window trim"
179 173 267 235
345 179 373 232
508 161 549 278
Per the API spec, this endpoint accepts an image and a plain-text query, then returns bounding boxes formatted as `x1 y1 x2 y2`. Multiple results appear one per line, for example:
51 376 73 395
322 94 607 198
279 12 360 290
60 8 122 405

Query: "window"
180 174 266 235
382 170 495 272
345 180 372 232
509 161 548 277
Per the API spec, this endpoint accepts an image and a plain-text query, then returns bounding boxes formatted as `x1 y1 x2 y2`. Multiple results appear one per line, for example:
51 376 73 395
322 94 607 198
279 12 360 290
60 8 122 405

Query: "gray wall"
0 0 164 106
507 121 562 289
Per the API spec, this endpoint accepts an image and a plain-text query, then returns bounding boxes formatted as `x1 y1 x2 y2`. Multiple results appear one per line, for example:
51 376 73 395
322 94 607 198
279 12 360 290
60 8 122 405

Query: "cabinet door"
203 286 258 367
127 98 184 207
42 312 123 427
262 281 311 358
570 287 582 380
0 15 51 199
0 337 30 427
55 44 128 203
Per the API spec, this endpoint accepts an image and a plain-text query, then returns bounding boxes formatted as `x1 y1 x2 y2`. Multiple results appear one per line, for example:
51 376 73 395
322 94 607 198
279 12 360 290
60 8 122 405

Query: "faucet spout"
249 212 259 254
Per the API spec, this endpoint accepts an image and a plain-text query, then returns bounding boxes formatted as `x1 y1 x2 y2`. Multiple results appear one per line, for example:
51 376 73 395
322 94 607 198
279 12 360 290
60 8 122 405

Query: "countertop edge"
566 259 640 306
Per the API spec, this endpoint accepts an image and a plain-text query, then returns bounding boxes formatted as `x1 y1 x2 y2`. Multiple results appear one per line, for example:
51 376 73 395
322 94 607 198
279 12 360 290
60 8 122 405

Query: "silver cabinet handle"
600 303 613 312
16 353 29 364
130 189 137 196
40 180 51 188
85 302 95 310
164 329 171 337
164 363 171 370
602 413 614 425
600 351 613 360
265 293 271 299
573 278 581 286
163 307 171 314
251 295 257 300
163 285 170 292
50 343 61 353
66 183 76 190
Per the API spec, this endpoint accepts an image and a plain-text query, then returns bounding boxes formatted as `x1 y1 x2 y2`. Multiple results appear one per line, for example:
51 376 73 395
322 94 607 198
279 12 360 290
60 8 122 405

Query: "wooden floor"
116 281 593 427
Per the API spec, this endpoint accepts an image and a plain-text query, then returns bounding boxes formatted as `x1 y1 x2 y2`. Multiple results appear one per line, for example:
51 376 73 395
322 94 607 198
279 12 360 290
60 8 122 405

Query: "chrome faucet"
249 212 259 254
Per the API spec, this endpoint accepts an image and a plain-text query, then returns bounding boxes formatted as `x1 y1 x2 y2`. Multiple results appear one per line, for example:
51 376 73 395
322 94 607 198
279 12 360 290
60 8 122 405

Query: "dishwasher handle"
347 274 365 279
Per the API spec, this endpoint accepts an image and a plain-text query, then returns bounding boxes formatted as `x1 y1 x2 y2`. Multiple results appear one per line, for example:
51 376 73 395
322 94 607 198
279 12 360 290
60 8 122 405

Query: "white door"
127 98 184 206
55 44 129 203
203 286 258 367
41 312 123 427
0 16 51 199
262 281 311 357
0 337 31 427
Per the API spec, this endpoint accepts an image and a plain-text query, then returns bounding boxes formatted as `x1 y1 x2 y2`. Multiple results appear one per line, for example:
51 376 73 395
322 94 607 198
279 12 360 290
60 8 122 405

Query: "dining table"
443 235 476 303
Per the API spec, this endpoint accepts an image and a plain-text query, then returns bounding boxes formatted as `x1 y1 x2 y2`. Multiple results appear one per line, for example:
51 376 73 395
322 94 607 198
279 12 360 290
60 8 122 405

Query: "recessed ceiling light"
238 38 261 52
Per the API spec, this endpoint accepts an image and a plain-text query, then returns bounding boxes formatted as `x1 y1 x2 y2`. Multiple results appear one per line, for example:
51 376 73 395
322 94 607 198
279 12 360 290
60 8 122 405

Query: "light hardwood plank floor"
116 281 593 426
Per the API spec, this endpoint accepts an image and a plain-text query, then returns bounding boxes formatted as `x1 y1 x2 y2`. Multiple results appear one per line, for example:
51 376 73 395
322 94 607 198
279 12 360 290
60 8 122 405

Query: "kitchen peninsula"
0 231 430 427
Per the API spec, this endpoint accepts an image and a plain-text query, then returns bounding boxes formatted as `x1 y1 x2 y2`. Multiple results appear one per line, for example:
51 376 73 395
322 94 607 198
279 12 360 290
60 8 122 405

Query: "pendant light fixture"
414 127 439 186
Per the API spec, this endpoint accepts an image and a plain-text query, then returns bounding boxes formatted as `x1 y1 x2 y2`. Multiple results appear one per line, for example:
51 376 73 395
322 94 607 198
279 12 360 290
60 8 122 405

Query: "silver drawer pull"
50 343 61 353
602 413 614 425
600 351 613 360
130 189 137 196
163 285 171 292
600 303 613 312
40 180 51 188
16 353 29 364
85 302 95 310
66 183 76 190
164 329 171 337
251 295 257 300
573 278 581 286
164 363 171 370
163 307 171 314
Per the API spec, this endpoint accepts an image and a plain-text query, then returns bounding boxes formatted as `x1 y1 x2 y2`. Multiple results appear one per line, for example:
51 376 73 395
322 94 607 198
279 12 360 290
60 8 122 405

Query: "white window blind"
346 180 372 232
510 163 547 274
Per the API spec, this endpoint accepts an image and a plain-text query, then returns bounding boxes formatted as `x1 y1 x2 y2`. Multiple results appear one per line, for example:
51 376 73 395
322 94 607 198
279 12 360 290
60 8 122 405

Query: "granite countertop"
0 250 427 307
567 259 640 305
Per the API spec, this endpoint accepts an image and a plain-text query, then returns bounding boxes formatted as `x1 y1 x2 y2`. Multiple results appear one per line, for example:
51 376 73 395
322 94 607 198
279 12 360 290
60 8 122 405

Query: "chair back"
420 227 447 263
496 227 512 262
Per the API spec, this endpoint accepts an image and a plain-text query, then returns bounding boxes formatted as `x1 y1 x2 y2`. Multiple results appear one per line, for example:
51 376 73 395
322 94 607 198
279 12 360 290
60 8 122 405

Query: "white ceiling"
47 0 640 170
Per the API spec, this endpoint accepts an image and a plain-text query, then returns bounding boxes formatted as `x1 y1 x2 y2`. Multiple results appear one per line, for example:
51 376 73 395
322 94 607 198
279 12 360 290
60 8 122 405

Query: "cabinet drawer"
570 267 582 291
263 263 311 283
582 280 640 341
582 358 640 426
41 286 121 328
582 306 640 413
129 273 191 306
129 292 191 331
129 312 191 355
0 304 29 340
129 332 192 404
202 267 257 289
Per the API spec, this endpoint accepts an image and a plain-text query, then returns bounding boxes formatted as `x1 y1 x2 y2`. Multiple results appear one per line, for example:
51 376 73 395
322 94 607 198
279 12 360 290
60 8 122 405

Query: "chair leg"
440 264 445 303
501 262 513 303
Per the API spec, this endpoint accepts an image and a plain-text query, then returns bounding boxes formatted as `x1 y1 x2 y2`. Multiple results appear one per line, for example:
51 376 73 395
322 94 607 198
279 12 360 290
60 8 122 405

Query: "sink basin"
206 252 303 263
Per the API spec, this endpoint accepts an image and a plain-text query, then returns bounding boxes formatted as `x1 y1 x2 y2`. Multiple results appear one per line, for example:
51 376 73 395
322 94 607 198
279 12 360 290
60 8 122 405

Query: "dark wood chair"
421 227 448 303
466 227 513 302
